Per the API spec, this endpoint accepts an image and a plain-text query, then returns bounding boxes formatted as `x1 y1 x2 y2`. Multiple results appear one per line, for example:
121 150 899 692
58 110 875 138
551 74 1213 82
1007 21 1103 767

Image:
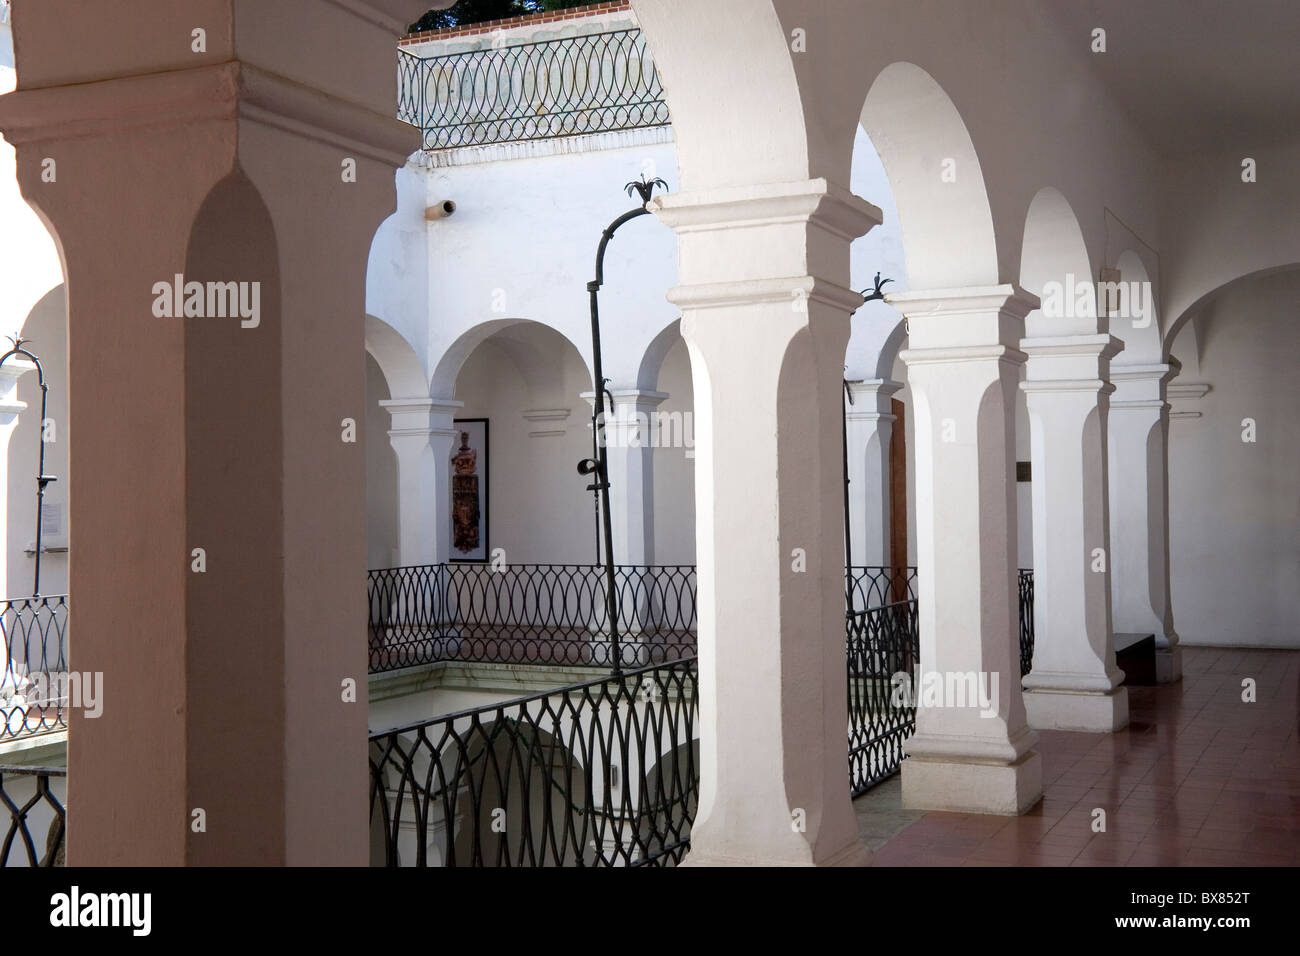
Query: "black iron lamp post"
578 174 669 676
0 337 56 598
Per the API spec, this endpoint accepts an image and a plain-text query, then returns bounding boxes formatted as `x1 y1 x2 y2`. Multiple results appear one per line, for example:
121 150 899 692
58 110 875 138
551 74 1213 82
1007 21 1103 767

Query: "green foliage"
410 0 604 32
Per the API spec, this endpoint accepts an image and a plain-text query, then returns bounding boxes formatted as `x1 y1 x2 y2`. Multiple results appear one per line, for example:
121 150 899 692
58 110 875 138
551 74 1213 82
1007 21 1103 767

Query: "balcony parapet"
397 7 669 152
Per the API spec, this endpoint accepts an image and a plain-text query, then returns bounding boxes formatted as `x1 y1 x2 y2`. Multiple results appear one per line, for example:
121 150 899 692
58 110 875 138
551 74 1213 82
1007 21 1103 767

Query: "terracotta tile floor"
858 646 1300 866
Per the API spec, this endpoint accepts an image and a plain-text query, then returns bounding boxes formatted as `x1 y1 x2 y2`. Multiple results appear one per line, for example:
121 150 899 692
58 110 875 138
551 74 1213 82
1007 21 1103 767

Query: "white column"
845 379 901 567
891 286 1042 815
594 388 668 567
652 179 880 866
0 358 33 597
1020 335 1128 731
1108 363 1181 682
380 397 462 566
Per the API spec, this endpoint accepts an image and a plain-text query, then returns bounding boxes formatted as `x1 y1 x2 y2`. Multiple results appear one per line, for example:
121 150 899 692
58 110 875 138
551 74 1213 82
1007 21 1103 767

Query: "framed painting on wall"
450 418 489 562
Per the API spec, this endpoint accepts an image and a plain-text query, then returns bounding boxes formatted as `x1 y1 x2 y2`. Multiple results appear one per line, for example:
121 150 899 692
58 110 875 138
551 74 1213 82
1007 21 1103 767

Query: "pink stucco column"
0 0 448 865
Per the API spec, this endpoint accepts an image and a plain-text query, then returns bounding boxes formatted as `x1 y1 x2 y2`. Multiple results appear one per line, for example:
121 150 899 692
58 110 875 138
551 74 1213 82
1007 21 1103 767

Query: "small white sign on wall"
41 501 62 537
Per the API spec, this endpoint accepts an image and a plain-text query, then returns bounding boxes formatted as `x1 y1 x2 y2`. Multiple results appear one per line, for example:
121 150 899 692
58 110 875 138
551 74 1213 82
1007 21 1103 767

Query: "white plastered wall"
1167 271 1300 648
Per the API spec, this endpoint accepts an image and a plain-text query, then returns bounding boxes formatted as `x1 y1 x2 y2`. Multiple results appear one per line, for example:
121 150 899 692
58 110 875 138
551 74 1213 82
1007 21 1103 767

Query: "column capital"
0 357 34 420
1110 362 1178 408
890 284 1038 358
844 378 902 420
1020 333 1122 394
1110 362 1179 385
888 284 1040 321
649 177 881 242
580 388 669 413
379 397 463 436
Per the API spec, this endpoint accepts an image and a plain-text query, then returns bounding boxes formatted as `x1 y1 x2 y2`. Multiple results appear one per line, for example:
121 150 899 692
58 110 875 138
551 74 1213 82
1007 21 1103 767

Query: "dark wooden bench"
1115 632 1156 686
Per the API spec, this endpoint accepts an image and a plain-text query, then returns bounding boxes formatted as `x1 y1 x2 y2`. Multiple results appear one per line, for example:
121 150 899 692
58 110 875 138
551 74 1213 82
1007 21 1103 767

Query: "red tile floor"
866 647 1300 866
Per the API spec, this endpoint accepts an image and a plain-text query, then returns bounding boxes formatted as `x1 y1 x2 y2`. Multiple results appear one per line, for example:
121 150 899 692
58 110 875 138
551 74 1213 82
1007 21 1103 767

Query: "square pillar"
1109 362 1182 682
588 387 667 567
844 378 901 567
0 0 444 864
1020 334 1128 731
652 179 881 865
0 358 33 598
380 397 462 566
891 286 1043 815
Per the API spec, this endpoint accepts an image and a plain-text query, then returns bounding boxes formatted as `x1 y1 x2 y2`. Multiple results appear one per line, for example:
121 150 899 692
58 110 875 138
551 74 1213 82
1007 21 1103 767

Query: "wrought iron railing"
370 656 697 867
0 765 65 867
846 599 919 795
1018 568 1034 677
847 565 917 612
368 563 695 673
1 596 68 739
398 28 670 149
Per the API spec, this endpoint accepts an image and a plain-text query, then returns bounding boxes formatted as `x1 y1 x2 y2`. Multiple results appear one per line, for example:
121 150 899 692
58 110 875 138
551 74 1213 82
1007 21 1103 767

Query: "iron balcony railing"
369 565 1033 866
0 765 66 867
397 28 670 149
370 656 697 867
1 596 68 739
368 563 1034 677
846 598 920 796
368 563 696 673
847 564 917 611
1018 568 1035 677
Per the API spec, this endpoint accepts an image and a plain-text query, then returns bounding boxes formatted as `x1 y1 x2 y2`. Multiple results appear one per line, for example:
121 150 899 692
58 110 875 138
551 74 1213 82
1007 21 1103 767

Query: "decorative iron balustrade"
846 599 920 796
398 28 670 149
0 765 65 867
847 565 917 612
368 563 696 673
1 596 68 739
370 656 697 867
1018 568 1035 677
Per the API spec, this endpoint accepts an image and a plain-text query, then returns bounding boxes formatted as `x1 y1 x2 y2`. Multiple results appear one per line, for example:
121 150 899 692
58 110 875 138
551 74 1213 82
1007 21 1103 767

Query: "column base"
1156 645 1183 683
1023 686 1129 732
680 838 871 867
901 751 1042 815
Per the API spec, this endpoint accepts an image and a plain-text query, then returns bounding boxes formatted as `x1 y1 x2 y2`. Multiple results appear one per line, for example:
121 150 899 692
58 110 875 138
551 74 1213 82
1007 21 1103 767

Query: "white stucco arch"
1163 263 1300 361
1112 250 1163 364
636 317 684 391
1020 186 1096 337
430 318 592 400
364 313 427 399
630 0 809 191
860 62 999 291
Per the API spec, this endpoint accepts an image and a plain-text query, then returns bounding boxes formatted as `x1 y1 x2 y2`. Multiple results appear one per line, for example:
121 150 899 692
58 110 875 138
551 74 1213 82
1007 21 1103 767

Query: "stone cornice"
326 0 429 34
414 125 673 169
